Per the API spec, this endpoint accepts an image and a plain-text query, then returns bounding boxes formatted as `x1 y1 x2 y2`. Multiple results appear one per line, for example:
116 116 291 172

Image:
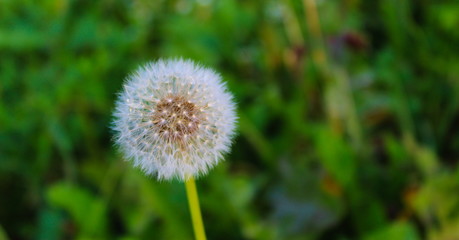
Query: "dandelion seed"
112 59 237 181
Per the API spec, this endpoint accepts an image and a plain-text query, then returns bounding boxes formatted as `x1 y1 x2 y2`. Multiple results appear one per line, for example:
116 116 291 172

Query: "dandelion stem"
185 176 207 240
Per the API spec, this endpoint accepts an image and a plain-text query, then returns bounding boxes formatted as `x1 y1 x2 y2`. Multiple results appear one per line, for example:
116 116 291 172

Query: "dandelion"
112 59 236 180
112 59 237 240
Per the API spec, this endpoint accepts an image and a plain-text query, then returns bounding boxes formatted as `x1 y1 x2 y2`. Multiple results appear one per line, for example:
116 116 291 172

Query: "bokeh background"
1 0 459 239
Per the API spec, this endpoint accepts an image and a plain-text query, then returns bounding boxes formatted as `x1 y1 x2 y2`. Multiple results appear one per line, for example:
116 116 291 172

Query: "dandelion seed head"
112 59 237 181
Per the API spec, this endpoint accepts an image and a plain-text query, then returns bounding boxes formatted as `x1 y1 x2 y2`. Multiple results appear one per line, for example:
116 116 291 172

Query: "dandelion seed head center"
153 95 202 141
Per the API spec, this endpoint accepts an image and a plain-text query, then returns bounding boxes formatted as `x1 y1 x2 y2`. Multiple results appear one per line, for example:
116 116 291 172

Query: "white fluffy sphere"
112 59 237 181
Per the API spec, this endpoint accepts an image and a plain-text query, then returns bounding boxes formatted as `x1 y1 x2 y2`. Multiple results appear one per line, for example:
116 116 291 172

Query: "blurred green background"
1 0 459 239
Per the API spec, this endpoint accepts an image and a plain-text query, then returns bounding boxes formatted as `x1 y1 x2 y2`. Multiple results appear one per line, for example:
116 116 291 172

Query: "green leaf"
316 126 356 188
364 221 420 240
46 182 107 238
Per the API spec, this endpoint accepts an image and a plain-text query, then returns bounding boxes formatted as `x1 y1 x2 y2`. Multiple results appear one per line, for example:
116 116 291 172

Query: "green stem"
185 177 207 240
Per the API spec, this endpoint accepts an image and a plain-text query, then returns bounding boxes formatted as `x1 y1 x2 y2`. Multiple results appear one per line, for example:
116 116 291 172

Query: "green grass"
1 0 459 239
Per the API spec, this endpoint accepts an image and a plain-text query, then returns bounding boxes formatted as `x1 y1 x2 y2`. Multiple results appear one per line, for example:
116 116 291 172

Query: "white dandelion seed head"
112 59 237 181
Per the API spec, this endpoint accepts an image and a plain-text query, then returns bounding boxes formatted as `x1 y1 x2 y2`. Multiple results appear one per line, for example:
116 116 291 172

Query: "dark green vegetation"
1 0 459 239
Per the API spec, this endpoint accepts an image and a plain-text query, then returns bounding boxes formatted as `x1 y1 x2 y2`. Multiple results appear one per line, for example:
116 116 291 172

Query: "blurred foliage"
1 0 459 239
